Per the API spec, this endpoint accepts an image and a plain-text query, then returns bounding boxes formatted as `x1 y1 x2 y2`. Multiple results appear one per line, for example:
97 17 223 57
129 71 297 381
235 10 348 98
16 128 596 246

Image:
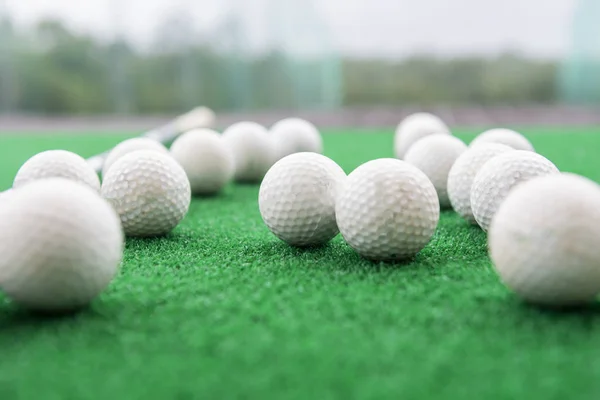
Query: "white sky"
1 0 578 59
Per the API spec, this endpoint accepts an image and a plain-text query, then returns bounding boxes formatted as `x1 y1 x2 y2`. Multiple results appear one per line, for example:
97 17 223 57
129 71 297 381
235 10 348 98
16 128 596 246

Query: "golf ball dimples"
101 150 191 237
0 178 123 312
470 150 559 232
404 134 467 209
447 143 514 223
13 150 100 192
470 128 535 152
170 129 234 195
336 158 440 261
102 137 169 178
222 121 274 183
259 153 346 247
270 118 323 161
489 173 600 306
394 112 450 159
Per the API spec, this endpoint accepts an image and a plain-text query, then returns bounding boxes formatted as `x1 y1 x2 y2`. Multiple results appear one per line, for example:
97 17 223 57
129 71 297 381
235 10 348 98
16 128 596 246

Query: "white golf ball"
0 178 123 312
101 150 191 237
404 134 467 209
270 118 323 161
471 150 559 232
447 143 514 223
489 173 600 307
470 128 535 152
170 129 234 195
394 112 450 159
222 122 275 183
259 152 346 247
13 150 100 192
336 158 440 261
102 137 169 178
0 189 13 202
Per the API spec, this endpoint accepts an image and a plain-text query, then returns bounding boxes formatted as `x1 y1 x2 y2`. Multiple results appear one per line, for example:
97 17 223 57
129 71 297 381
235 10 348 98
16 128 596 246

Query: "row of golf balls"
259 112 600 307
395 113 600 307
0 118 323 312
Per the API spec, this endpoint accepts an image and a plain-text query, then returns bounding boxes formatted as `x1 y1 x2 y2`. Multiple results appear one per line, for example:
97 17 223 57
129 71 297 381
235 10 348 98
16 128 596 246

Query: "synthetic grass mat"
0 128 599 399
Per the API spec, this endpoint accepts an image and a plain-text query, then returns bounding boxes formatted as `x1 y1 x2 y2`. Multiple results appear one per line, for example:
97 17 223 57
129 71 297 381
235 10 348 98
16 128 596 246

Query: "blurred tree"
17 20 112 114
0 6 17 113
343 54 556 106
0 18 561 115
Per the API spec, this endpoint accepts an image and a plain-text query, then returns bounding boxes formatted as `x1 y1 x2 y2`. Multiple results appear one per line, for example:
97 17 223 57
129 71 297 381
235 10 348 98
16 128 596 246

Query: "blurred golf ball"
394 112 450 159
489 173 600 307
101 150 191 237
470 128 534 152
0 178 123 312
336 158 440 261
222 121 274 183
102 137 169 178
0 189 13 202
470 150 559 232
447 143 514 223
170 129 234 195
259 152 346 247
270 118 323 161
404 134 467 209
13 150 100 192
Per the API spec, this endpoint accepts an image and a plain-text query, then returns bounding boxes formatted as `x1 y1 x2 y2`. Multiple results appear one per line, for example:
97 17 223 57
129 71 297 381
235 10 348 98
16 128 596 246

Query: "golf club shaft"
86 107 215 173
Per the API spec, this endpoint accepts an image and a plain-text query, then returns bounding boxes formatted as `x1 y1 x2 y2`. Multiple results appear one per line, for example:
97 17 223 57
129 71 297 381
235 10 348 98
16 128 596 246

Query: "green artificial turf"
0 127 600 399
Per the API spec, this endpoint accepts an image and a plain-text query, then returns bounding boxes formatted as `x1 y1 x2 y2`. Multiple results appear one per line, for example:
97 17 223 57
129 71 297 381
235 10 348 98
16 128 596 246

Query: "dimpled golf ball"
471 150 559 232
470 128 535 152
404 134 467 209
259 153 346 247
101 150 191 237
170 129 234 195
394 112 450 159
270 118 323 161
489 173 600 307
222 121 274 183
102 137 169 178
447 143 514 223
336 158 439 261
0 178 123 312
13 150 100 192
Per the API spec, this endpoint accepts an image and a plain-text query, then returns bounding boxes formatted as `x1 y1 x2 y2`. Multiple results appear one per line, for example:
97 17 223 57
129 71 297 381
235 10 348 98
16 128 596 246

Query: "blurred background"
0 0 599 129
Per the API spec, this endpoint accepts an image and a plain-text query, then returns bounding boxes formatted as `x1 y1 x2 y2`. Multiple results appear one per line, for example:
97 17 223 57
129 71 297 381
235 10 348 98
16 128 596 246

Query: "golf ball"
101 150 191 237
394 112 450 159
0 189 13 202
470 128 535 152
222 122 274 183
102 137 169 178
447 143 514 223
259 152 346 247
13 150 100 192
489 173 600 307
336 158 439 261
404 134 467 209
170 129 234 195
0 178 123 312
270 118 323 161
470 150 559 232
